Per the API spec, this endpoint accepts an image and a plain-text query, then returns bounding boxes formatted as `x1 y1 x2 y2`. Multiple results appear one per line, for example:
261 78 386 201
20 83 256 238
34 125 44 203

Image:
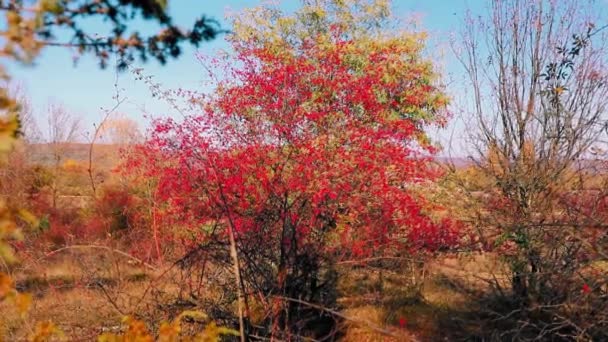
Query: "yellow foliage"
98 316 152 342
0 202 23 265
61 158 84 172
98 312 238 342
0 274 13 299
29 321 65 342
0 91 40 341
0 115 20 153
13 293 32 317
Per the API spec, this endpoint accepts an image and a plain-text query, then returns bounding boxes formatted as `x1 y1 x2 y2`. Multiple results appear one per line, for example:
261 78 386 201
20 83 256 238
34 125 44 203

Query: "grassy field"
1 248 506 341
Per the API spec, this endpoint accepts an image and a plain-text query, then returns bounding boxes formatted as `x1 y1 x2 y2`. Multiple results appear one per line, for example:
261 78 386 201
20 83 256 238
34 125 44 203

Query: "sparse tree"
97 117 142 145
0 85 42 210
46 102 81 208
8 84 41 144
454 0 608 339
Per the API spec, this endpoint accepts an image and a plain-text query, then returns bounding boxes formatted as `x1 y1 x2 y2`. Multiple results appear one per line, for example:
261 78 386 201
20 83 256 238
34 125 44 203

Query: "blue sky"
7 0 481 143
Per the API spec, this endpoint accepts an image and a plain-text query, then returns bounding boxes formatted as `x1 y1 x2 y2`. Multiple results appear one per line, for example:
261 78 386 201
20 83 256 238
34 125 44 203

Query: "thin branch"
273 296 416 340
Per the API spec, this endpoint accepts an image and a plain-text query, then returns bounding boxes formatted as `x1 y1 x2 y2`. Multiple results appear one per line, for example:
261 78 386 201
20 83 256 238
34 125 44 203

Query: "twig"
87 55 126 197
41 244 156 271
272 296 416 340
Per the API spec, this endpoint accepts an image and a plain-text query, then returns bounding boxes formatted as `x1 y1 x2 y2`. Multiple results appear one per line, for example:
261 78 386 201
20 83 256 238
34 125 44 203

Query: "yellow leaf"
158 322 180 341
17 209 39 228
14 292 32 316
176 310 208 323
29 321 64 342
0 273 14 298
0 115 20 153
0 243 16 265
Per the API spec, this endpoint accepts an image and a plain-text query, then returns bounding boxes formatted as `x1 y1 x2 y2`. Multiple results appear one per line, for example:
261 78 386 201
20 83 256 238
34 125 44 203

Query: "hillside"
25 143 123 171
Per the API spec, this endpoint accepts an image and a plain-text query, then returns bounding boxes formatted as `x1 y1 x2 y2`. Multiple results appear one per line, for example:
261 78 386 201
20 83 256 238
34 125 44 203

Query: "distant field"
26 143 123 171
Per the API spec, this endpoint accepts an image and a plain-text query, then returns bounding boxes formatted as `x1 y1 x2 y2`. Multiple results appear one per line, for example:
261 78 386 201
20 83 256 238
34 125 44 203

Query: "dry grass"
1 248 162 340
2 251 510 341
337 253 509 341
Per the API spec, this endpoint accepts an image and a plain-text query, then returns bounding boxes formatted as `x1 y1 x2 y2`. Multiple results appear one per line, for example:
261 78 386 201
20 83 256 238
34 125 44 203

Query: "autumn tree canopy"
128 0 458 338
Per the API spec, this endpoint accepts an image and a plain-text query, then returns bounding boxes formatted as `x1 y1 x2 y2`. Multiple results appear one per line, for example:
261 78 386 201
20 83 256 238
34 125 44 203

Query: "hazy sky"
7 0 482 147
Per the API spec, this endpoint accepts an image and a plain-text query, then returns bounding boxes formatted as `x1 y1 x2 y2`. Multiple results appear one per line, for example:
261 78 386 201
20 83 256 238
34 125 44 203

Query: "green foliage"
37 215 50 232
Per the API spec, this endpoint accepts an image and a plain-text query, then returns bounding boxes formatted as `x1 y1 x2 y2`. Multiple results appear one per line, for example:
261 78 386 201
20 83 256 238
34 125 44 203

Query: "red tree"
128 2 457 339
